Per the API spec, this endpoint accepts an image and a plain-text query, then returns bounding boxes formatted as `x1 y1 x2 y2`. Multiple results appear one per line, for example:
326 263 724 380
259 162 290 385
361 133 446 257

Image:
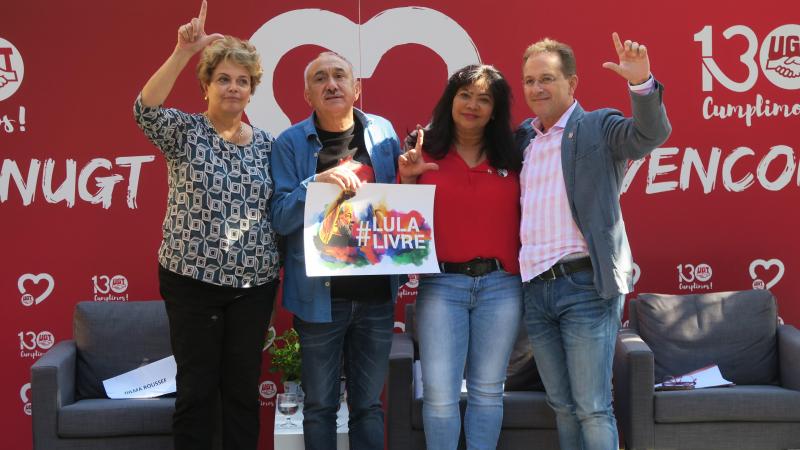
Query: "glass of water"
276 393 299 429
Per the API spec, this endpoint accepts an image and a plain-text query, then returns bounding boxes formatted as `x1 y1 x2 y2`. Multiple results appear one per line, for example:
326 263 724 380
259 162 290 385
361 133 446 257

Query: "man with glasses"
515 33 671 450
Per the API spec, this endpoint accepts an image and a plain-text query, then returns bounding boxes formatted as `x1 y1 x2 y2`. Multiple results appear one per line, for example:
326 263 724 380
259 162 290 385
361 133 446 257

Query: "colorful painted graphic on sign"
304 183 438 276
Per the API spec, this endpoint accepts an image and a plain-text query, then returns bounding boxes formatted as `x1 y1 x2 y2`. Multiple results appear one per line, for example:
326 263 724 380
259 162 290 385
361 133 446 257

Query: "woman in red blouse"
399 64 523 450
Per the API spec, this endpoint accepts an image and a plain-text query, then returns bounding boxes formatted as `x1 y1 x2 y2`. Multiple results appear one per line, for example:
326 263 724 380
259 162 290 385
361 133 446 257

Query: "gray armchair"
30 300 209 450
613 290 800 450
388 303 559 450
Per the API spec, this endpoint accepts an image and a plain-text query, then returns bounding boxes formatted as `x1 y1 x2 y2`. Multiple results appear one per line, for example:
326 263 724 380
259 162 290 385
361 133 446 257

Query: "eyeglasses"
659 375 696 390
524 75 567 88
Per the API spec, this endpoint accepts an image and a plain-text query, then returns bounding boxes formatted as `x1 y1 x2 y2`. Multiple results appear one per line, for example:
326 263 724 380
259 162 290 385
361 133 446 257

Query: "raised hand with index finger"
601 32 651 85
176 0 224 54
398 127 439 184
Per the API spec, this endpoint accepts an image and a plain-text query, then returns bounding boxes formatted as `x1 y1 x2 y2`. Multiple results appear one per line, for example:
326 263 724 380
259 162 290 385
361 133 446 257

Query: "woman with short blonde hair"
133 2 280 449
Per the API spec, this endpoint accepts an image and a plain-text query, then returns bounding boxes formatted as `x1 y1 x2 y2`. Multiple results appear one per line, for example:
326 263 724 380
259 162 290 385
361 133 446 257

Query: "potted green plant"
268 328 302 394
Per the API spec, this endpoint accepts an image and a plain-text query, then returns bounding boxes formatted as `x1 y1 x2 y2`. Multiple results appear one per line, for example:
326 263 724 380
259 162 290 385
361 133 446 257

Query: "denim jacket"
270 109 402 322
515 81 671 298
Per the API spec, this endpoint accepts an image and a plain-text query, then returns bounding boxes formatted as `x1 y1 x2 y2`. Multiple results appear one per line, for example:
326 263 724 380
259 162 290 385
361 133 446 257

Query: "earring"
204 95 208 101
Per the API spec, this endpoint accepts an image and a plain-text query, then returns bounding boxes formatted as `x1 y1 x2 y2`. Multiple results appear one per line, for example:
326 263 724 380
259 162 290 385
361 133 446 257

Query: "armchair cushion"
501 391 556 428
409 390 555 429
404 304 543 392
778 324 800 390
631 290 778 385
504 318 544 392
73 301 173 399
58 398 175 437
654 385 800 423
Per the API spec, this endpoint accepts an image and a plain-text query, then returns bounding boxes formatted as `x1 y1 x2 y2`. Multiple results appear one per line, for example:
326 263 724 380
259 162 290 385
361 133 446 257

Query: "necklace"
204 112 244 145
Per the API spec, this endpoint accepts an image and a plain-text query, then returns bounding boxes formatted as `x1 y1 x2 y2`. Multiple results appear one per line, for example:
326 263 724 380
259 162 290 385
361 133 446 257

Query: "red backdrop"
2 1 798 448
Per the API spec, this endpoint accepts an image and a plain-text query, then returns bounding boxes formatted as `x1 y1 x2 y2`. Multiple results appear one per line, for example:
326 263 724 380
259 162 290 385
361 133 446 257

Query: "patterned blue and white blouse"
134 95 280 288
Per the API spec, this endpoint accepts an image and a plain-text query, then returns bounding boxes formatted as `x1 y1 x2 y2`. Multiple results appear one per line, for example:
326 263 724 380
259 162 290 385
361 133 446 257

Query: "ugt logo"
92 274 129 294
259 380 277 400
694 24 800 91
0 37 24 101
764 30 800 79
677 263 714 291
20 383 31 416
749 258 784 290
92 274 130 301
18 330 55 359
18 273 55 307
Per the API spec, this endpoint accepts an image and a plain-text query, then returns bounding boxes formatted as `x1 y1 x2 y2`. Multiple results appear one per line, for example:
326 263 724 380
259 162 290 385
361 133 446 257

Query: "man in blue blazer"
515 33 671 450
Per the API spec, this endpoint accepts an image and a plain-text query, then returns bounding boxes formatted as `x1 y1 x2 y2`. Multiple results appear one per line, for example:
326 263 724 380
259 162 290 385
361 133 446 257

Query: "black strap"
536 257 593 281
439 258 501 277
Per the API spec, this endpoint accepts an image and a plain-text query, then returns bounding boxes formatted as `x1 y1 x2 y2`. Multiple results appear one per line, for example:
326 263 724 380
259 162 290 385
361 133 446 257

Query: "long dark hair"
407 64 520 171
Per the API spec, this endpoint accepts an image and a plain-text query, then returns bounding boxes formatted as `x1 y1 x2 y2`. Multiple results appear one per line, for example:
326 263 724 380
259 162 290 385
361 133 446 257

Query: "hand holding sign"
315 162 364 191
399 127 439 184
602 32 651 85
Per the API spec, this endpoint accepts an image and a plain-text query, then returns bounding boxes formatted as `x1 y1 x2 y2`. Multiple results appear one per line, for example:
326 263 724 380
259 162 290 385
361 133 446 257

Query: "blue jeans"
293 300 394 450
522 269 623 450
417 271 522 450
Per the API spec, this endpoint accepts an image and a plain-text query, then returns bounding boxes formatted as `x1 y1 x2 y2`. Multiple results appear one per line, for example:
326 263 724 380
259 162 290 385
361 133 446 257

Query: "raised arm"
140 0 223 107
602 32 651 85
600 32 671 160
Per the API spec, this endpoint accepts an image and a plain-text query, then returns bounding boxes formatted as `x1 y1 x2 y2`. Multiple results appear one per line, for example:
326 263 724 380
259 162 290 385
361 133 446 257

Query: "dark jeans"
159 266 277 450
294 300 394 450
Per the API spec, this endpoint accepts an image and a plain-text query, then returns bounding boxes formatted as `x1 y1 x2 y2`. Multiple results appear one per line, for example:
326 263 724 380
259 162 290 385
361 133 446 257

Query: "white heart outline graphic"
20 383 31 403
748 258 784 290
262 325 277 351
247 7 481 136
18 273 54 305
632 262 641 287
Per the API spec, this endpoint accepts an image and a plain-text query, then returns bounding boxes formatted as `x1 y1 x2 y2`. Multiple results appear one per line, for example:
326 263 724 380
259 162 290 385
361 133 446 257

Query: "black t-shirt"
315 121 370 172
315 120 391 304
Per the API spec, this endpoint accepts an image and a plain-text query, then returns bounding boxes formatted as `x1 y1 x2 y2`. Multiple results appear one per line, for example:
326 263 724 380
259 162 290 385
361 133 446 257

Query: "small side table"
273 401 349 450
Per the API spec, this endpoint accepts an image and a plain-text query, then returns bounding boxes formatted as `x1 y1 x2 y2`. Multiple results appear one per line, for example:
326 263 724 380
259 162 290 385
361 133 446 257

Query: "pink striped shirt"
519 101 588 282
519 80 656 282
